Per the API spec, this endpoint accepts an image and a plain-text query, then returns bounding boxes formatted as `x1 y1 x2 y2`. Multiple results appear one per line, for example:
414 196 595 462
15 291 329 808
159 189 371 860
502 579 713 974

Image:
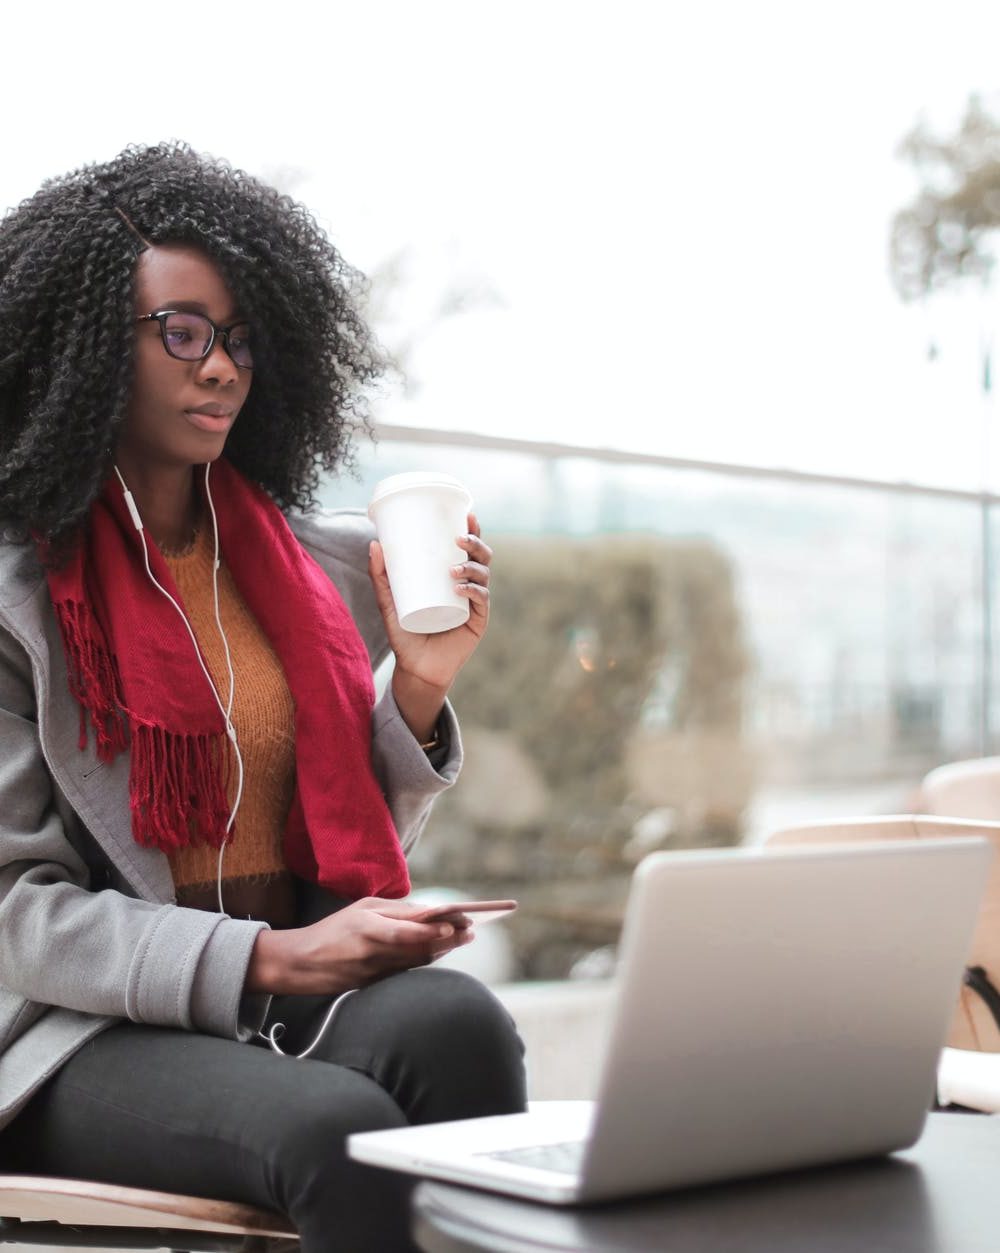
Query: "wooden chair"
919 756 1000 821
0 1174 297 1251
763 814 1000 1052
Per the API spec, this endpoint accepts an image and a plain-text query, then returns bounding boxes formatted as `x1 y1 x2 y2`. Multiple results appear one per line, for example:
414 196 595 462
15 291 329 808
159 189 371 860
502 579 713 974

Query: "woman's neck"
112 459 203 553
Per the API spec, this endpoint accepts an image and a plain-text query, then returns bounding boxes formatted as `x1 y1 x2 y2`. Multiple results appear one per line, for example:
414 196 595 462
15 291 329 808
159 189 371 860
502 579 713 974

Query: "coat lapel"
0 553 174 903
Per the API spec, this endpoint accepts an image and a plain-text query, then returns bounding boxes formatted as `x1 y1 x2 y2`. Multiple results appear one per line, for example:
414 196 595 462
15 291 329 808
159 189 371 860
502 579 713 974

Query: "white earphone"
115 461 350 1058
113 461 244 912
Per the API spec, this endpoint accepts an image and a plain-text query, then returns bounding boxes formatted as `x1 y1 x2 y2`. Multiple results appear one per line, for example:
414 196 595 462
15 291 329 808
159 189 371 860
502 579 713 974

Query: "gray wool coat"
0 508 462 1131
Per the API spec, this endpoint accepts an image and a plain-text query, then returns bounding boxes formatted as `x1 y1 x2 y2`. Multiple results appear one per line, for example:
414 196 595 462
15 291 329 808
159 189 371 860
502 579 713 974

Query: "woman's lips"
184 408 235 434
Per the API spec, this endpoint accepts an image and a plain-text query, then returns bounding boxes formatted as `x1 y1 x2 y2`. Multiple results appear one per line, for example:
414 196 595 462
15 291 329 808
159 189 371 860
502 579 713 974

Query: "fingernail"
451 563 464 574
437 923 454 939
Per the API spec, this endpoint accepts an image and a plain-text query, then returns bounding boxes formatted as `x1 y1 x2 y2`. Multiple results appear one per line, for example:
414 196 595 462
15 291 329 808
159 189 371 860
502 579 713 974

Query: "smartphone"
412 899 517 926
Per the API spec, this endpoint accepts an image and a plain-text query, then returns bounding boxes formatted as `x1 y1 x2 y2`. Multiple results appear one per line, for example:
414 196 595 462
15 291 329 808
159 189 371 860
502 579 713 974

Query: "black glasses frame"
135 310 253 370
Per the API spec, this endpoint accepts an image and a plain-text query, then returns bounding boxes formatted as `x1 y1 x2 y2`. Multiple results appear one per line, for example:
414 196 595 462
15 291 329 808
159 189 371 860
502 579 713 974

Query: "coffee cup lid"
368 471 473 515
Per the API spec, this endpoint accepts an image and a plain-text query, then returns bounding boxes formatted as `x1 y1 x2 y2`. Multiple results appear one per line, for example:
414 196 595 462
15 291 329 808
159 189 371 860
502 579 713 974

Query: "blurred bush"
410 532 754 978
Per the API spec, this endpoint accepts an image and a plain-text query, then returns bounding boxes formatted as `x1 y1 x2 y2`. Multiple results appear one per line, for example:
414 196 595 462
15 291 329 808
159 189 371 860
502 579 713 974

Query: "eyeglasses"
136 310 253 370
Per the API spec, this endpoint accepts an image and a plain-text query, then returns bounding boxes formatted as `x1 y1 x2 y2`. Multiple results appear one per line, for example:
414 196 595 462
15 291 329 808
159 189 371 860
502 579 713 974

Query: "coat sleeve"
0 625 268 1041
372 681 462 854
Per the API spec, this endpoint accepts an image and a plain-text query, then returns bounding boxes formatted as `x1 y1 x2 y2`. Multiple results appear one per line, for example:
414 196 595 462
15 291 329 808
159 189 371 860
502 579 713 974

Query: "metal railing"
370 422 998 758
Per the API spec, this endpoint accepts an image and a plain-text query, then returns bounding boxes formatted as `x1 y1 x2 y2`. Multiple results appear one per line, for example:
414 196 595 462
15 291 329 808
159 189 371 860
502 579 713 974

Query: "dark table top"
412 1112 1000 1252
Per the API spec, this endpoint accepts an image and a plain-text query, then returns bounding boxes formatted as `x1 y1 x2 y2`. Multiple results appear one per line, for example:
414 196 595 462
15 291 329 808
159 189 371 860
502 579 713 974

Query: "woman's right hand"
244 897 474 996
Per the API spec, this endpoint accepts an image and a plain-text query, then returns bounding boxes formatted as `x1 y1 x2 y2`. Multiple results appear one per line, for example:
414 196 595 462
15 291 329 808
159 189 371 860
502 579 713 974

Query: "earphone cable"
260 987 361 1059
203 463 245 912
114 463 348 1062
112 463 245 916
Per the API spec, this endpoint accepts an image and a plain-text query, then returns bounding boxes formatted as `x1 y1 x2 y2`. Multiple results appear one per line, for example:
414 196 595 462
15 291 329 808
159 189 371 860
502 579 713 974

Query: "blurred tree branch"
365 248 505 397
891 95 1000 301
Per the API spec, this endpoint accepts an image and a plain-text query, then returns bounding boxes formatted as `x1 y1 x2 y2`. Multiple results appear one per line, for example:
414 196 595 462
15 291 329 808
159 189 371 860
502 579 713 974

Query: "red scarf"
45 459 410 899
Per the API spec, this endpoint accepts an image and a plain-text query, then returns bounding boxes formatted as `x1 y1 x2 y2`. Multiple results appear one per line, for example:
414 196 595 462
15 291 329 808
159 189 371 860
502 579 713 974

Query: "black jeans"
0 967 527 1253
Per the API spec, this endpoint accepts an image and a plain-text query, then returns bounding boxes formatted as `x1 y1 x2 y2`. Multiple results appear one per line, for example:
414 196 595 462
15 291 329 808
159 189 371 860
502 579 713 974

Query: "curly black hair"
0 142 384 561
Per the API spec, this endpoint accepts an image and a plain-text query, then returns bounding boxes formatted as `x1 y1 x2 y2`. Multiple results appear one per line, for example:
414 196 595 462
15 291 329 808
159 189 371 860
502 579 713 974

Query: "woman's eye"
166 330 192 344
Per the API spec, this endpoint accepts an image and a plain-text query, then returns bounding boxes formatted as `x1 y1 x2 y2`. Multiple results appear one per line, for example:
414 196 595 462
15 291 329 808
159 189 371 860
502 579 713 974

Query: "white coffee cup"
368 471 474 633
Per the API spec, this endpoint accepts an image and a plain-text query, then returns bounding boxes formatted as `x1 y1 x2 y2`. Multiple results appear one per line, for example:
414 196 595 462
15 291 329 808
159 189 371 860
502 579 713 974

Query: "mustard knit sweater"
163 527 298 927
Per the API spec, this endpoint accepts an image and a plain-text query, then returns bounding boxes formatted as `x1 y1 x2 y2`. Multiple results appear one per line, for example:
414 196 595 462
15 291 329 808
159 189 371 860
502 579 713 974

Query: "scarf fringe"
129 722 232 852
53 601 231 853
54 600 127 761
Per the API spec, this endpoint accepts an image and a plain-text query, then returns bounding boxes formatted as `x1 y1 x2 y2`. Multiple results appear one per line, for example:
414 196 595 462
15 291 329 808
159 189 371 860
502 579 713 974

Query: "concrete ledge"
492 980 616 1100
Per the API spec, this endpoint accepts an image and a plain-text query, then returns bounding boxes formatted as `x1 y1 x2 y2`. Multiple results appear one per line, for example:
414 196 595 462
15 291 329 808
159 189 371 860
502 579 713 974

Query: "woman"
0 143 526 1251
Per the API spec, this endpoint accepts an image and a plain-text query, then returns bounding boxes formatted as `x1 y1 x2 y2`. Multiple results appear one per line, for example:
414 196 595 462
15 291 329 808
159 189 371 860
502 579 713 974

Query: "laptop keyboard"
482 1139 587 1176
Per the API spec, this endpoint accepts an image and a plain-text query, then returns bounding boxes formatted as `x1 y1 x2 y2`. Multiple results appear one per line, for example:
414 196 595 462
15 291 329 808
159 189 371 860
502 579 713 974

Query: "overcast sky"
5 1 1000 490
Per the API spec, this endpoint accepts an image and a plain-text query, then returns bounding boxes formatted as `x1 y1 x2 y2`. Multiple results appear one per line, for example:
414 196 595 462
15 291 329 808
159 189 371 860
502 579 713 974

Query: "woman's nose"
197 337 239 384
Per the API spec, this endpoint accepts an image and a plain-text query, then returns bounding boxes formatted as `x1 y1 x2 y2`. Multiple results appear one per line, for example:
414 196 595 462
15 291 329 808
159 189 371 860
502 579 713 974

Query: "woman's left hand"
368 513 492 739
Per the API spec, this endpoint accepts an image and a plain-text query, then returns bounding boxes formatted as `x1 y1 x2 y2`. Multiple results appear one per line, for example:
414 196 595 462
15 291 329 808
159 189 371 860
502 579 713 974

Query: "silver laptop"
349 839 991 1204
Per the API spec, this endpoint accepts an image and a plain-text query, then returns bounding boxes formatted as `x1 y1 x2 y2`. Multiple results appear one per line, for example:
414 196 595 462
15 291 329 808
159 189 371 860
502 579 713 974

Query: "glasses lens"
162 312 213 361
227 322 253 369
